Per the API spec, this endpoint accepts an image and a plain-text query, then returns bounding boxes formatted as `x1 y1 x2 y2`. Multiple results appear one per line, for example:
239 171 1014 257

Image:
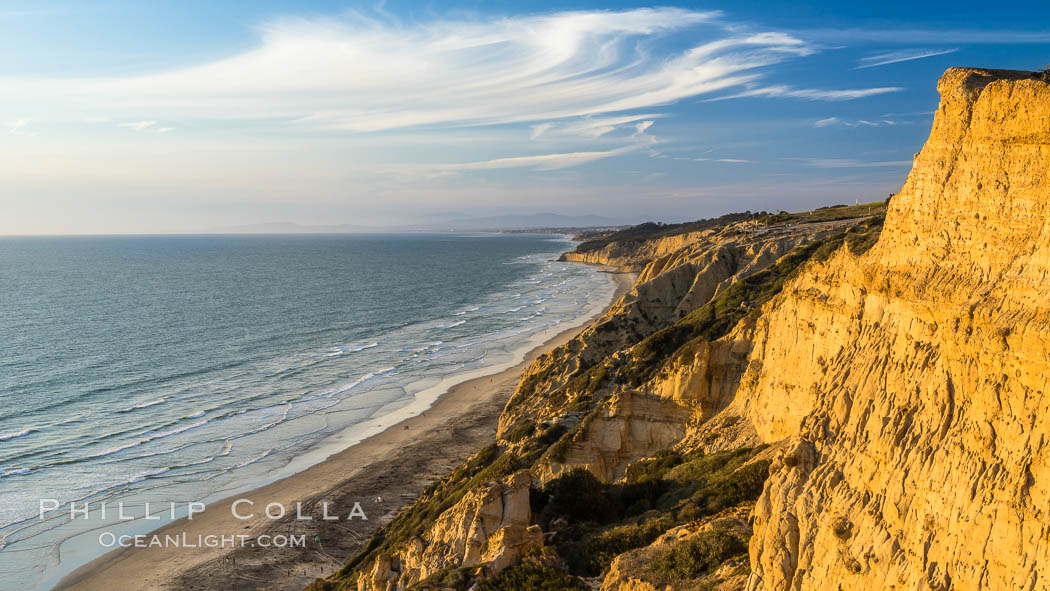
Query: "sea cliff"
309 67 1050 591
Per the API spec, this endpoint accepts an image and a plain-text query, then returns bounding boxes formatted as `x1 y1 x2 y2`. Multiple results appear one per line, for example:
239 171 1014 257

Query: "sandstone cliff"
739 67 1050 591
312 67 1049 591
354 470 541 591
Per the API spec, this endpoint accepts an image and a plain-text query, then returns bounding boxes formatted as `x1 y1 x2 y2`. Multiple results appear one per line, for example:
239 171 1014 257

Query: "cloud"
5 9 822 133
710 85 903 101
801 158 912 168
117 121 176 133
856 48 958 69
551 114 666 139
694 157 752 163
634 120 654 135
529 123 554 140
118 120 157 131
814 117 897 127
802 28 1050 45
6 119 39 136
440 146 638 171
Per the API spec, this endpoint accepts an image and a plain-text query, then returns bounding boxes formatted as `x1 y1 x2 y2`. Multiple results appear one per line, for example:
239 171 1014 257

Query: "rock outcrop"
601 506 753 591
534 391 691 483
355 471 541 591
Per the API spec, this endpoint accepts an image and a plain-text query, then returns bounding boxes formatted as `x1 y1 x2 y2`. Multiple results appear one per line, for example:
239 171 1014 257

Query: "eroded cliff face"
502 217 861 450
736 68 1050 591
355 471 541 591
320 67 1049 591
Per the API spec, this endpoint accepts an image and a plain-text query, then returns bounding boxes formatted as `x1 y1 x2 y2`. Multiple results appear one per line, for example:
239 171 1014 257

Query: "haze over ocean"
0 232 615 590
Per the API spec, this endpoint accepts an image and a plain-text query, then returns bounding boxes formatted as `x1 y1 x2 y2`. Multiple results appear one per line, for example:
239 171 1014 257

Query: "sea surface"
0 233 615 590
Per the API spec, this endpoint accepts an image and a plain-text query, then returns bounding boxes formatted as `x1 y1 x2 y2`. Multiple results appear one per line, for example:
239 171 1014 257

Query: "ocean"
0 232 615 590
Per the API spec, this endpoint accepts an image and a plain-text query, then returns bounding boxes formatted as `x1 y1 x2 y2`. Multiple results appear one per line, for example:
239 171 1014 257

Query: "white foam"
117 398 167 413
327 341 379 356
323 367 397 399
205 448 273 478
0 428 34 441
126 467 171 484
82 419 210 460
230 403 293 439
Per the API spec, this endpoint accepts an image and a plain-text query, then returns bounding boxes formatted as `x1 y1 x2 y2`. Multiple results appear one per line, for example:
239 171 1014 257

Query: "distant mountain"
416 213 624 231
207 222 380 234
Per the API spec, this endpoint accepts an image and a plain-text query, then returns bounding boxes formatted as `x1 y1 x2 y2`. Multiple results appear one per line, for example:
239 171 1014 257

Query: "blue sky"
2 1 1048 234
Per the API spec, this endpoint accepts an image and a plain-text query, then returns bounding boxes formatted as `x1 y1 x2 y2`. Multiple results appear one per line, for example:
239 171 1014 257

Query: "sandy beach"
54 269 635 591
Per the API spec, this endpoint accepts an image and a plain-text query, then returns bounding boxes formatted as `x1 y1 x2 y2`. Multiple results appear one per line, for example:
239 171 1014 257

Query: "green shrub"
535 423 567 448
649 529 747 580
844 215 885 255
543 447 771 577
690 459 770 514
563 516 674 576
661 448 770 514
475 563 587 591
624 449 682 484
503 419 536 444
566 363 609 396
541 469 620 524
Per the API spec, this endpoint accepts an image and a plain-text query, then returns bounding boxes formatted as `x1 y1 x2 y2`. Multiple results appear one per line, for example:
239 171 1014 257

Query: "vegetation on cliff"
309 200 885 591
571 212 762 253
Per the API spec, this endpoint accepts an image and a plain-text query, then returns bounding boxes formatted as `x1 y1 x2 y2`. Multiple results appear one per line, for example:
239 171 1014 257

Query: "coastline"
55 268 637 591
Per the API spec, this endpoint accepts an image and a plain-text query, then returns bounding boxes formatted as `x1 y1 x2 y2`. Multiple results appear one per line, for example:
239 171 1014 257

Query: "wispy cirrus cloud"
802 28 1050 45
813 117 897 127
117 120 176 133
118 120 157 131
5 119 39 136
799 158 912 168
537 114 666 139
856 48 958 69
2 9 875 134
529 123 554 140
439 146 639 171
710 84 902 102
813 117 842 127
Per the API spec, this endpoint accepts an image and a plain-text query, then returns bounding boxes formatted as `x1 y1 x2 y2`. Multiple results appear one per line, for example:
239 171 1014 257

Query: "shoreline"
55 268 636 591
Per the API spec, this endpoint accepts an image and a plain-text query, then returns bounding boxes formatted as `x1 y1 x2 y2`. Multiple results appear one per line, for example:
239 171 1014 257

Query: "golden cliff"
311 67 1050 591
738 67 1050 591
